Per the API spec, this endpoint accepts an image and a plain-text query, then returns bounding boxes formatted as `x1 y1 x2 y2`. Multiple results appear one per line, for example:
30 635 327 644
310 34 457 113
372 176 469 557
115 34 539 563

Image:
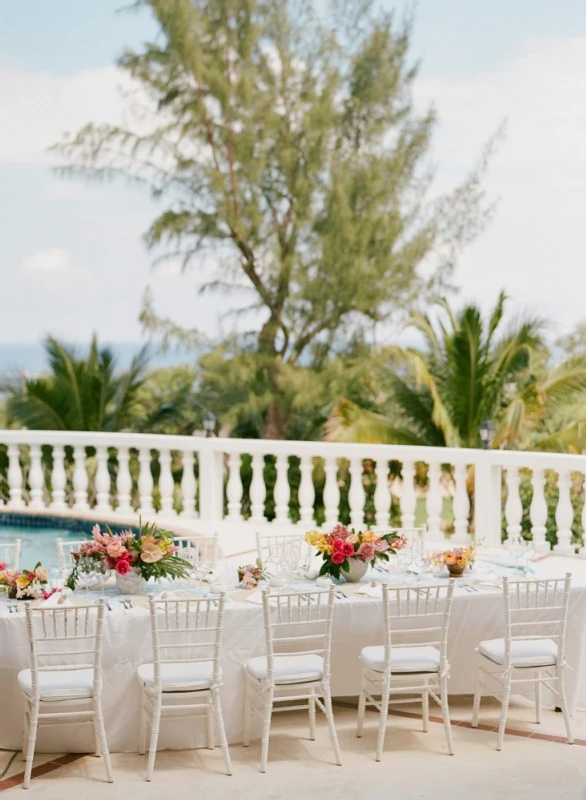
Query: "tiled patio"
2 696 585 798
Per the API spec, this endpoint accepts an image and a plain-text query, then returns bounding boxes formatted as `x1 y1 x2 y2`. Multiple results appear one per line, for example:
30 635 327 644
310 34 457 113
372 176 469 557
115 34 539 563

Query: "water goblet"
192 558 210 596
507 533 526 568
396 543 414 584
280 540 301 588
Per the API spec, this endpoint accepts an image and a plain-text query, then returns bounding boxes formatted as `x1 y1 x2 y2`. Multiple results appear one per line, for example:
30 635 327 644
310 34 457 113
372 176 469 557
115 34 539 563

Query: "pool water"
0 525 91 570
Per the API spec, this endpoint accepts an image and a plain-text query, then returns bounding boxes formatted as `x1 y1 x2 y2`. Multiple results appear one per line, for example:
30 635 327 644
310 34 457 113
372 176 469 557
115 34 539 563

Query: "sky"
1 0 586 353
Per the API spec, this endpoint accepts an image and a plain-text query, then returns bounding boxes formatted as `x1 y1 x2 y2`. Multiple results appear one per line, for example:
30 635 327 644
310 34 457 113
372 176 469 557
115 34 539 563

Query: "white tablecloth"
1 558 585 753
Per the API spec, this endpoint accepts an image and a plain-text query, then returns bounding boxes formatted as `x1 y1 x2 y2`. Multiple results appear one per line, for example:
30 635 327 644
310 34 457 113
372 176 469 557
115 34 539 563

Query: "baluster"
374 458 391 528
249 453 266 523
138 448 154 514
504 467 522 543
579 473 586 558
158 449 176 517
554 469 575 556
180 451 196 518
29 445 45 509
116 447 133 515
72 446 89 511
94 446 111 512
530 468 550 553
323 457 340 527
349 458 365 529
452 462 470 544
49 444 67 510
401 460 417 529
298 455 315 526
226 452 243 521
274 454 290 524
7 444 24 508
425 461 443 541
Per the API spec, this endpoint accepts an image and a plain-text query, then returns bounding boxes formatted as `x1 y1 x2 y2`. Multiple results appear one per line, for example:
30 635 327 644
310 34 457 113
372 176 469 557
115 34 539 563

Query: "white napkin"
156 591 181 601
355 583 383 599
203 570 220 584
41 591 72 607
245 591 265 604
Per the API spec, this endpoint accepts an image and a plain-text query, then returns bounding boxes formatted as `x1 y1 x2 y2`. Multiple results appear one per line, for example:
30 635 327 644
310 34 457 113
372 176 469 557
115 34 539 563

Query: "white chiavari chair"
357 582 455 760
472 573 574 750
255 532 311 573
243 586 341 772
1 538 21 570
55 537 88 572
173 533 219 569
18 600 113 789
138 594 232 781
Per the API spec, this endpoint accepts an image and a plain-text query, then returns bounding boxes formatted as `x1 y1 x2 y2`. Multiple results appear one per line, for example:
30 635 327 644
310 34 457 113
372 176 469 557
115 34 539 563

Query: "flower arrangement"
305 524 407 580
66 521 191 590
430 544 477 576
0 563 49 600
238 559 265 589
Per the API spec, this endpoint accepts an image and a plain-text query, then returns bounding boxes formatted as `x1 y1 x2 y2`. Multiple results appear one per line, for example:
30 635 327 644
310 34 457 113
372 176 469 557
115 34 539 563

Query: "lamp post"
478 418 495 450
202 410 217 438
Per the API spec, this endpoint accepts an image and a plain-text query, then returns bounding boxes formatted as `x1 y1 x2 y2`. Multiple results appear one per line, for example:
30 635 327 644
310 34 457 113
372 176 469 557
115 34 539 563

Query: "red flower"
332 538 345 552
115 560 132 576
27 573 35 581
331 551 346 565
341 541 355 557
0 562 6 571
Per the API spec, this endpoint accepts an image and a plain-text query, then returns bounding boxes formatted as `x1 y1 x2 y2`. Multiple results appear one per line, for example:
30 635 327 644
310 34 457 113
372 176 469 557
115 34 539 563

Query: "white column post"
7 444 24 509
323 457 340 527
530 468 550 553
226 452 243 521
554 469 575 556
401 460 417 530
474 456 503 548
180 450 197 519
249 452 266 524
115 447 133 515
28 445 45 510
94 446 111 513
298 455 315 527
504 466 522 544
274 454 290 524
452 462 471 544
374 457 391 528
51 445 67 511
198 442 224 526
72 445 89 511
349 458 365 530
425 461 443 542
158 448 176 517
138 448 154 515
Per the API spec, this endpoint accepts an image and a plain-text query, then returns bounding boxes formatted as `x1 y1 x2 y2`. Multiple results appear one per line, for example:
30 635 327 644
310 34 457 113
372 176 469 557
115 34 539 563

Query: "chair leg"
422 679 429 733
21 705 29 762
375 674 391 763
471 663 483 728
260 688 274 773
496 672 512 751
440 675 454 756
535 671 542 724
212 687 232 776
308 692 316 741
206 704 215 750
23 700 40 790
243 679 251 747
93 695 113 783
357 672 367 738
145 693 162 781
557 666 574 745
323 684 342 766
139 695 148 756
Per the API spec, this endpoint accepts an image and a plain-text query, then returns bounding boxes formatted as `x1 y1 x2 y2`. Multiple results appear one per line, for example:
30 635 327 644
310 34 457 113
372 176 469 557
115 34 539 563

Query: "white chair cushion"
245 654 324 684
137 661 217 692
360 645 441 674
478 638 558 668
17 668 94 701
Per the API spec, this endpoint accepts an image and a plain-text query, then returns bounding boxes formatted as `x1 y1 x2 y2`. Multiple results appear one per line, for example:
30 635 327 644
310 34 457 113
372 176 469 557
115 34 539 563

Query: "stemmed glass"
507 533 526 568
396 542 414 584
520 539 536 575
76 556 96 594
279 540 301 588
192 557 210 596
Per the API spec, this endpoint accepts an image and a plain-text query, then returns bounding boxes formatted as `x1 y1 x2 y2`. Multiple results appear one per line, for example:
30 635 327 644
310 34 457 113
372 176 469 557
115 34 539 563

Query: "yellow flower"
140 534 157 546
361 531 378 543
16 575 31 588
140 542 164 563
346 534 359 544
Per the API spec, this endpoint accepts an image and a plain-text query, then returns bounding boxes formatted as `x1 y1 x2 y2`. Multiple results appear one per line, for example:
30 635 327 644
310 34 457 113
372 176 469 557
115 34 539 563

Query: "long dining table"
1 556 585 753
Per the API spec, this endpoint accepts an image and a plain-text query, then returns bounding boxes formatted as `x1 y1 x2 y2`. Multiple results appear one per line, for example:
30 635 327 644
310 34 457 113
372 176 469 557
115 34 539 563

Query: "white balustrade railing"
1 430 586 555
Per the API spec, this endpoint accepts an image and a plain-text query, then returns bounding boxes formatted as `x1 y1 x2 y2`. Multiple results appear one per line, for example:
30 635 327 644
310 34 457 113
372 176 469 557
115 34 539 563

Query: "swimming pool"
0 515 137 570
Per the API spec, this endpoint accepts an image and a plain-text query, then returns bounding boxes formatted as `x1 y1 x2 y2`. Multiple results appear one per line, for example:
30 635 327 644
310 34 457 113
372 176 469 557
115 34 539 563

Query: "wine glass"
279 540 301 588
192 557 210 596
396 542 414 584
507 533 526 567
521 539 536 574
76 556 95 593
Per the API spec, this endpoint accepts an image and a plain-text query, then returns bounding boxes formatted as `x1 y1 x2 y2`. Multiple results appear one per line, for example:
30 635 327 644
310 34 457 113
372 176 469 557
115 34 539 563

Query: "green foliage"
7 336 149 432
54 0 495 437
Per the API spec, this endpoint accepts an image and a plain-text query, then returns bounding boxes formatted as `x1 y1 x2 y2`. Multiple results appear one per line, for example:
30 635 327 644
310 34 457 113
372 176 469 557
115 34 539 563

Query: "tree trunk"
263 397 289 440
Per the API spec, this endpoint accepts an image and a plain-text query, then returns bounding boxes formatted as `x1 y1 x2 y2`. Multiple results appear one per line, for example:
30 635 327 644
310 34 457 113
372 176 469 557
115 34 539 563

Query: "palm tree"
7 336 149 431
326 293 586 451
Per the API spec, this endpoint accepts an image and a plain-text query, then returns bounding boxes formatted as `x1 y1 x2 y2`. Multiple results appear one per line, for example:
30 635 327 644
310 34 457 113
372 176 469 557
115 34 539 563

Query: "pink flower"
332 538 345 552
374 540 389 553
115 560 132 576
0 562 6 571
330 524 350 540
106 541 127 559
331 551 346 565
357 542 375 562
341 541 355 557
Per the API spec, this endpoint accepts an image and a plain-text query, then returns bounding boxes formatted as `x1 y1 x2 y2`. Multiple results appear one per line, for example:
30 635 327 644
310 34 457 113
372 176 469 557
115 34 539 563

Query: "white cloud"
415 35 586 336
22 247 71 273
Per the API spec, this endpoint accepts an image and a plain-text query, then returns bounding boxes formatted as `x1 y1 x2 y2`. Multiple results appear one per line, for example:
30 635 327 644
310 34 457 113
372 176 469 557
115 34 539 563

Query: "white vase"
344 559 369 583
115 568 145 595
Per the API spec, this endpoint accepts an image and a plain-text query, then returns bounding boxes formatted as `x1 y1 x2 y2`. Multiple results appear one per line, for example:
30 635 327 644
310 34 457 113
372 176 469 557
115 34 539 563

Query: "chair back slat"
1 539 21 570
261 588 335 679
147 595 226 688
382 583 454 667
502 574 572 666
24 601 106 697
255 533 311 570
55 538 90 572
173 534 219 568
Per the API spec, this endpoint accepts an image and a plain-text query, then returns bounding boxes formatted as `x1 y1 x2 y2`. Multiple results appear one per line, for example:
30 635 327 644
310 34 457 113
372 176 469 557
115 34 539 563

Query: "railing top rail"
0 429 585 470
